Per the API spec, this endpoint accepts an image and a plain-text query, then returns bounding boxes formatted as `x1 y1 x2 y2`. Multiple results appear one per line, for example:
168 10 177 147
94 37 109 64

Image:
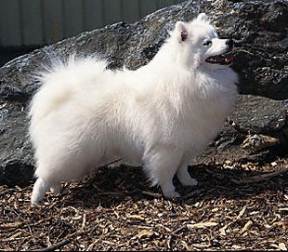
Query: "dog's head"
171 13 234 70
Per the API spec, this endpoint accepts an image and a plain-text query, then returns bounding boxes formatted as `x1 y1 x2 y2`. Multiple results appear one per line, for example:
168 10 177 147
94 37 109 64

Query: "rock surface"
0 0 288 184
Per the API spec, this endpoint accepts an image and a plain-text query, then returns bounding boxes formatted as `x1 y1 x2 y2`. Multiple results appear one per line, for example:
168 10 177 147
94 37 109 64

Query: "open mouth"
205 52 234 65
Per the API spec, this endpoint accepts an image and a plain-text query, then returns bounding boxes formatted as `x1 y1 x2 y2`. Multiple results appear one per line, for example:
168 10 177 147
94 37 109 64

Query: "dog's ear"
196 13 209 22
175 21 188 42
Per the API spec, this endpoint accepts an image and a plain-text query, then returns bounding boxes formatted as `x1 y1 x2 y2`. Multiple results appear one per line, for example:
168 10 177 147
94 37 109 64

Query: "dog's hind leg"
31 177 50 205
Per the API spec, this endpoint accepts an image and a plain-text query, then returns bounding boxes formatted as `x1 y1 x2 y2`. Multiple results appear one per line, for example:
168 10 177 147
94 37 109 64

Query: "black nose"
226 39 234 49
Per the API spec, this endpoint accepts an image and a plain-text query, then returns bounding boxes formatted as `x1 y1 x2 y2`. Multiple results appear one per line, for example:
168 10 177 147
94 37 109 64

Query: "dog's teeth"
206 54 233 65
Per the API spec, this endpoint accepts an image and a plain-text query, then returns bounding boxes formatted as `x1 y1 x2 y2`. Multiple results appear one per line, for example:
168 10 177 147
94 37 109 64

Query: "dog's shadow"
59 158 288 209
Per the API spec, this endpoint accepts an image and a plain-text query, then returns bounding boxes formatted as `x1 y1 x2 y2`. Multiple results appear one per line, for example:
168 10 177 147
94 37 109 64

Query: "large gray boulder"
0 0 288 184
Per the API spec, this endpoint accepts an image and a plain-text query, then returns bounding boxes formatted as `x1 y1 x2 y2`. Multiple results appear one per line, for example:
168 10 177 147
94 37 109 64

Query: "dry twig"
231 167 288 184
32 239 70 252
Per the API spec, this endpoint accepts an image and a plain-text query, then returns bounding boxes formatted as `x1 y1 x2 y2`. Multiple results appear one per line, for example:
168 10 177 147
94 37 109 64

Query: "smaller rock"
241 134 280 153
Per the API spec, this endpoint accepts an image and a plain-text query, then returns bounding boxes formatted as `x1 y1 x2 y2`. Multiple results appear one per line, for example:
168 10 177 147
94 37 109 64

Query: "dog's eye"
203 40 212 47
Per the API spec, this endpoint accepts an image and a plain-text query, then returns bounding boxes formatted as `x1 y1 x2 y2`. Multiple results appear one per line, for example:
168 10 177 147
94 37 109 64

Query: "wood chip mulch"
1 158 288 251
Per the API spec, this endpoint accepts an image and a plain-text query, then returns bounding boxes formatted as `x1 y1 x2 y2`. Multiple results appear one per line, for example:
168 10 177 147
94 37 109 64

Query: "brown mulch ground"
1 157 288 251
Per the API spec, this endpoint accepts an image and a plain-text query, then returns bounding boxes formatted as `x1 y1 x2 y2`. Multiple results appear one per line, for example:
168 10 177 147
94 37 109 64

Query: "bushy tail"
28 54 109 124
33 53 109 85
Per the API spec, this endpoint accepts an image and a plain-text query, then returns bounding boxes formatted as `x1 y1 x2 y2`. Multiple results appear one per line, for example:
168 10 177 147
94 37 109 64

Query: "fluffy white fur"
29 13 238 205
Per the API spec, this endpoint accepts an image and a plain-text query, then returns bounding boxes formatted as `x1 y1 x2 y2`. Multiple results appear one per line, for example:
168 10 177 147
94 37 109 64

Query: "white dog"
29 13 238 205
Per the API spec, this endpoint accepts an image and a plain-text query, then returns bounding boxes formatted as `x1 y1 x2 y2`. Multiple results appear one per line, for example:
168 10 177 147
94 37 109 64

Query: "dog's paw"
30 196 41 207
163 189 181 199
50 184 62 195
179 176 198 187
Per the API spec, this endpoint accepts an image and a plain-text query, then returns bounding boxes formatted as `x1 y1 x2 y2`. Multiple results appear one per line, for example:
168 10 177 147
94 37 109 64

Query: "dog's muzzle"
205 40 235 65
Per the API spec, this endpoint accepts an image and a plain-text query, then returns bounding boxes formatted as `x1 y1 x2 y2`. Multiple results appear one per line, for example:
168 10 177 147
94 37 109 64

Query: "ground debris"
0 157 288 250
187 221 218 230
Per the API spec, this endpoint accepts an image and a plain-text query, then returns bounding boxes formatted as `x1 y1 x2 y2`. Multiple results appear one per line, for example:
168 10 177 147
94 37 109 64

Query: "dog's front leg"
143 147 182 198
177 163 198 187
